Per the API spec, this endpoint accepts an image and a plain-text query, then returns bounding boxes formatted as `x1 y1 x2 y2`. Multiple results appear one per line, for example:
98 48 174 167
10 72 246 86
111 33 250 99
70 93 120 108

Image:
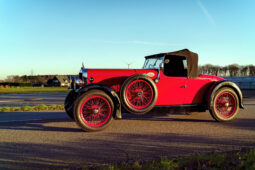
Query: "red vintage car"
65 49 244 131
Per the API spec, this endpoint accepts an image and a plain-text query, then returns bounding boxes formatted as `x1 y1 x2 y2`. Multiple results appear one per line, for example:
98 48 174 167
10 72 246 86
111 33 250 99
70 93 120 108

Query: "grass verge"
87 148 255 170
0 104 64 112
0 87 70 94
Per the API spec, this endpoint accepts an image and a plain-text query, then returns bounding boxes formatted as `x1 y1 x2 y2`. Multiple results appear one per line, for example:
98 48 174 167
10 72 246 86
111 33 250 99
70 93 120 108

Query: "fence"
224 76 255 90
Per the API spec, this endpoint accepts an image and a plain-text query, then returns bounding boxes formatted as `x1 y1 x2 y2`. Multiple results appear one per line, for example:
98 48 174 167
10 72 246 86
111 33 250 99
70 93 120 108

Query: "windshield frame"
142 57 164 69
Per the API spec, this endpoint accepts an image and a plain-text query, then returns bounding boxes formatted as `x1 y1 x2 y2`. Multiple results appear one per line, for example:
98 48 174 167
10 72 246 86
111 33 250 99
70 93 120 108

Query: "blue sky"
0 0 254 79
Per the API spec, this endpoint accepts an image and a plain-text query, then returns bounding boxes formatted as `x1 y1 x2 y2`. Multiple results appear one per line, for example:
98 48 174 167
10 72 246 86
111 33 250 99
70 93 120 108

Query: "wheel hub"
225 102 229 107
93 108 99 114
137 91 143 97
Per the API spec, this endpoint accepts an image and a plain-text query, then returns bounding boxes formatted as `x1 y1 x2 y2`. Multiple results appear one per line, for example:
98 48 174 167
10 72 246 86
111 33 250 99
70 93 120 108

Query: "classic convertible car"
65 49 244 131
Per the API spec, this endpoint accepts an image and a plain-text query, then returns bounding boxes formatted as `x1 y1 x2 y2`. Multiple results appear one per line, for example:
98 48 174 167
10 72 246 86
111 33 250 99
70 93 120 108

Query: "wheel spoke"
80 95 111 127
126 79 153 109
215 92 237 118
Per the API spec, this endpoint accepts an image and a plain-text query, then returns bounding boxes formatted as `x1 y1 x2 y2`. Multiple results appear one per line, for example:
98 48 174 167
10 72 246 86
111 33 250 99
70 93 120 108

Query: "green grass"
86 148 255 170
0 87 70 94
0 104 64 112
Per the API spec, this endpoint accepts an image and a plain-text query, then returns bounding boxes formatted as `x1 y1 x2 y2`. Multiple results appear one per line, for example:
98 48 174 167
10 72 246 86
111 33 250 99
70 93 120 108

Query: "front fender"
209 80 244 109
76 83 122 119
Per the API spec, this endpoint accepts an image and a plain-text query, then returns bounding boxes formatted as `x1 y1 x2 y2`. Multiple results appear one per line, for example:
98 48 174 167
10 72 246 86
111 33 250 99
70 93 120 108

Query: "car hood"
87 68 158 84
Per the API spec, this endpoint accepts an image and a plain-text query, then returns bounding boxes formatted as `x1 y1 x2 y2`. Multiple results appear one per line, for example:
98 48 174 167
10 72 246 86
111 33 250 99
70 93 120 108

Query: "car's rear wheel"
209 87 239 121
74 90 114 131
120 74 158 114
64 90 78 120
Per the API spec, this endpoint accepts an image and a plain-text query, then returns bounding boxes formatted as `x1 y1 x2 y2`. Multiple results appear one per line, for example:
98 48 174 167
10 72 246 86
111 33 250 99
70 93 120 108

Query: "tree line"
4 75 56 84
1 75 72 87
1 64 255 84
199 64 255 77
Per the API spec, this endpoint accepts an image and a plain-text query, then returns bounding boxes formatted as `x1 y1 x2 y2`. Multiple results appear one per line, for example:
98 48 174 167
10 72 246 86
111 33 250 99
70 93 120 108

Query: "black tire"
120 74 158 114
209 87 239 122
64 90 78 120
73 90 114 132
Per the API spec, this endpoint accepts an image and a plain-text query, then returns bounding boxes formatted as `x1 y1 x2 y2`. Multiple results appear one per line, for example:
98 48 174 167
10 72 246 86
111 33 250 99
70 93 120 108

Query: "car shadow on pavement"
0 131 254 169
217 118 255 131
0 118 83 132
121 113 214 123
244 103 255 106
121 114 255 130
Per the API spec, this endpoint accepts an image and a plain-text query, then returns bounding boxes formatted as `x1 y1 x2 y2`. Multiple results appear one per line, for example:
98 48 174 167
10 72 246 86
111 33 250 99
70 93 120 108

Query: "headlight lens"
69 68 88 90
79 68 88 85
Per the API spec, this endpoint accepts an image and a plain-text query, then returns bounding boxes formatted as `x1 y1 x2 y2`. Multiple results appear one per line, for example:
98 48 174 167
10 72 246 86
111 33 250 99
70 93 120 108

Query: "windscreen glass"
143 57 164 69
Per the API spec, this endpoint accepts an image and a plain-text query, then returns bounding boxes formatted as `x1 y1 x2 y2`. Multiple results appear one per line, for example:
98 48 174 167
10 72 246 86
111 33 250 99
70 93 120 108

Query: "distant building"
56 75 69 87
1 75 72 87
32 76 54 87
47 75 69 87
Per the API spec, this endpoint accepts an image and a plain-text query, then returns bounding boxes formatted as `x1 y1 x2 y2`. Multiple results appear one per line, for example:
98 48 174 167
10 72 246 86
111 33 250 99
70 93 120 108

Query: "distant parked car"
65 49 244 132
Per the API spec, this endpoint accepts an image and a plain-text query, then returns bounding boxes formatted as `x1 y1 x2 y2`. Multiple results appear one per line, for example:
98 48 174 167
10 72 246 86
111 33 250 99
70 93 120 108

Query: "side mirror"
159 62 164 70
155 62 164 83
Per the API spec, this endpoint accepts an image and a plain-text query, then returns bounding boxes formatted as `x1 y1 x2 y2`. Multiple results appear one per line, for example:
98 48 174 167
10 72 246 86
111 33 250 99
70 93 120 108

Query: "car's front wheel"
73 90 114 132
209 87 239 121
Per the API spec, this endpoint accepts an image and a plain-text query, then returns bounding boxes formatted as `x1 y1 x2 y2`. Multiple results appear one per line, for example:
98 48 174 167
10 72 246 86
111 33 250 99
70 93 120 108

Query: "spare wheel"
120 74 158 114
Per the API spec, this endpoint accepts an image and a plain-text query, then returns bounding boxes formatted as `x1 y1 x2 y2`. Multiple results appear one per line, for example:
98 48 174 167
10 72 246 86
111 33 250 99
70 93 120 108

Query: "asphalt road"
0 90 254 107
0 97 255 169
0 92 67 107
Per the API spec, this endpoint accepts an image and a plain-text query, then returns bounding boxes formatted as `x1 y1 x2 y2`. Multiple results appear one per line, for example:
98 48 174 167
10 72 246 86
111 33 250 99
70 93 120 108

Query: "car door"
155 55 188 105
156 72 187 105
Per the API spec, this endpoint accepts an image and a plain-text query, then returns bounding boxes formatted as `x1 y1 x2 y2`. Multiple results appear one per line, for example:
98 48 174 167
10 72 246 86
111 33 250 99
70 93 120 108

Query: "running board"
151 104 207 113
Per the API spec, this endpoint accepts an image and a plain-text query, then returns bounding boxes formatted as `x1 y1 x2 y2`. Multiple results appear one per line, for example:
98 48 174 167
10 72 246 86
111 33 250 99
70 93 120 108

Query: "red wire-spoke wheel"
126 80 153 109
210 88 239 122
215 92 237 118
80 96 112 127
74 90 114 131
121 74 158 114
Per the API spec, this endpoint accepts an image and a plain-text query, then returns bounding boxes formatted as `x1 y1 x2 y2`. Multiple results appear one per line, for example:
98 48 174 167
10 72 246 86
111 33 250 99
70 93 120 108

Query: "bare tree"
212 65 220 76
248 65 255 76
199 64 254 77
200 64 213 75
228 64 239 76
240 66 249 76
30 69 34 76
5 76 14 82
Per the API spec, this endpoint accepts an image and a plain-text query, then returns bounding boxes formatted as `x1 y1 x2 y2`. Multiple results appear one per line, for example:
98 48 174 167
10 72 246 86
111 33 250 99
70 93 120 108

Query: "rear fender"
208 80 244 109
76 84 122 119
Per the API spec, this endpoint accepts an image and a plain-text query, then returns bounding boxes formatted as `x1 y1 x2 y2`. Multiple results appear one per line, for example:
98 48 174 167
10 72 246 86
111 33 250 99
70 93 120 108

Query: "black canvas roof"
145 49 200 78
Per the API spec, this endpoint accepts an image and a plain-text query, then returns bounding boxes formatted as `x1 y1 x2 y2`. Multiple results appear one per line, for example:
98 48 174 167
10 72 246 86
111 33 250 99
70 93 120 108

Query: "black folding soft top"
145 49 200 78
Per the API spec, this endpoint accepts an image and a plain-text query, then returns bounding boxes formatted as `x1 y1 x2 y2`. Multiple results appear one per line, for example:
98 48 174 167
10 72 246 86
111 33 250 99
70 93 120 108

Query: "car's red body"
66 49 244 132
86 69 224 105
